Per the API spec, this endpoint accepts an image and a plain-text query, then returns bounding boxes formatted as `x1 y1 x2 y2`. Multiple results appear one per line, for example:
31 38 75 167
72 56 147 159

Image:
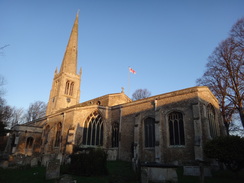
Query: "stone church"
5 13 225 166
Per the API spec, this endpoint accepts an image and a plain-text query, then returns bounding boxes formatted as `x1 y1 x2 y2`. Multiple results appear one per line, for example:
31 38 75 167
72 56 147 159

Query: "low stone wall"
183 166 212 177
140 163 178 183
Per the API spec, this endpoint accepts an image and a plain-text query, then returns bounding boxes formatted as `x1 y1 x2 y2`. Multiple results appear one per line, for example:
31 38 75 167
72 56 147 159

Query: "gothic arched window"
54 122 62 147
144 117 155 148
207 104 217 138
26 137 34 149
112 122 119 147
65 80 74 96
83 111 103 146
168 112 185 146
69 82 74 96
65 81 70 95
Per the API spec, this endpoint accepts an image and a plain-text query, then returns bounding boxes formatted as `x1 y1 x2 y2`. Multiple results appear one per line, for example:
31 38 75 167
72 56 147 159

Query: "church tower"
46 13 81 115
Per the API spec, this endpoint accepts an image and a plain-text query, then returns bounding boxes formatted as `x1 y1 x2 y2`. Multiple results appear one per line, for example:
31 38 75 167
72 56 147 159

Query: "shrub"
69 147 108 176
204 135 244 172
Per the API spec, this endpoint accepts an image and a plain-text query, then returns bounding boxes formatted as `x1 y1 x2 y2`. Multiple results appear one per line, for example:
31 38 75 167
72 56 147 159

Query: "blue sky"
1 0 244 110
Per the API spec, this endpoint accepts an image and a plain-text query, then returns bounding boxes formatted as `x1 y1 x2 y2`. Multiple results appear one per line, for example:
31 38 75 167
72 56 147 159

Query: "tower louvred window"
65 80 74 96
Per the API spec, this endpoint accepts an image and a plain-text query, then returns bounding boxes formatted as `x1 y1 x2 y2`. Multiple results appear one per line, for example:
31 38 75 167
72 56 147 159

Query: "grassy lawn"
0 161 243 183
0 161 138 183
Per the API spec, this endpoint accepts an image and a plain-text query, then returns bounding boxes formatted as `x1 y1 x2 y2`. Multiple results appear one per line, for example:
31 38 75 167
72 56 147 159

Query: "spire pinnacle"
60 13 79 74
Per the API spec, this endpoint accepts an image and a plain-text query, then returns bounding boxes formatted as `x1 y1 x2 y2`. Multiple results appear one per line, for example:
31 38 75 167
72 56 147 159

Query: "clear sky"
1 0 244 110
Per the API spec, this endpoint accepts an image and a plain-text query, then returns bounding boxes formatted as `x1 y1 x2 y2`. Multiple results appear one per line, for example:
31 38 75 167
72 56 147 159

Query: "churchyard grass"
0 161 243 183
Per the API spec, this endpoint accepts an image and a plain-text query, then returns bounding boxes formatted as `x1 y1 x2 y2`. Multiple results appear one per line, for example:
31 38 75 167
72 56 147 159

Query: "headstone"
31 157 38 167
46 159 60 180
140 167 149 183
41 155 50 166
0 160 9 169
56 153 63 164
59 174 76 183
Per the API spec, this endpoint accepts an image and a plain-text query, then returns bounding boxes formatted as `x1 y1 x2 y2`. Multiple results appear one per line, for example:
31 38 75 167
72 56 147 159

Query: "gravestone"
46 159 60 180
183 166 211 176
0 161 9 169
31 157 38 167
56 153 63 163
41 155 50 166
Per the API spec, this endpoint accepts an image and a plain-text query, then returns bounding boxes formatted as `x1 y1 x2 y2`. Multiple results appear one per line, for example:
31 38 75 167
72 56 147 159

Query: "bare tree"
8 107 25 127
0 75 6 97
197 17 244 133
230 18 244 49
0 97 12 136
25 101 47 122
132 89 151 101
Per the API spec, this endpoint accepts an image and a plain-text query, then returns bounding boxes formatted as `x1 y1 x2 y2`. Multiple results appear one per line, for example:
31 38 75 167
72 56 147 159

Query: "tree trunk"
239 109 244 129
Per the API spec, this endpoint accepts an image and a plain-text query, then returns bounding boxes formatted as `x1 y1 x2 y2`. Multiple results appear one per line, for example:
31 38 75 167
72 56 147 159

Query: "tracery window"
112 122 119 147
54 122 62 147
144 117 155 148
70 82 74 96
65 80 74 96
168 112 185 146
83 111 103 146
207 104 217 138
26 137 34 149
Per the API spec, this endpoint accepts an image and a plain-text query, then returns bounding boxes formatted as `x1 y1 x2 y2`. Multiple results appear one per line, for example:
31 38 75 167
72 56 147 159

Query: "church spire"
46 12 81 115
60 12 79 74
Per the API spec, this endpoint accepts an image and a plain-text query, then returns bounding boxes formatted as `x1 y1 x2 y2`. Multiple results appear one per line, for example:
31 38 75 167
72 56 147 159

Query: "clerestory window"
168 112 185 146
83 111 103 146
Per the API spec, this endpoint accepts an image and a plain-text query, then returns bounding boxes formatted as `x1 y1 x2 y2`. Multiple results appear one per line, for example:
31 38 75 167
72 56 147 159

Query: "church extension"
4 13 225 166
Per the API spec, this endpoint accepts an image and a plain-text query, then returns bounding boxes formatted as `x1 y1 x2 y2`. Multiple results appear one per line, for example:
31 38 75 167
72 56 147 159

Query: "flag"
129 67 136 74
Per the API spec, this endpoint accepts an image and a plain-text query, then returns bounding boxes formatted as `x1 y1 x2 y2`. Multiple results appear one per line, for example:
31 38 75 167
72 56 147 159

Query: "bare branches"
25 101 47 122
132 89 151 101
197 17 244 134
0 44 10 56
0 44 10 50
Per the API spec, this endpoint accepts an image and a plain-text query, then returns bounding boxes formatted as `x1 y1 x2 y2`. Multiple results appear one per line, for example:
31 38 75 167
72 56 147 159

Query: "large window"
54 122 62 147
207 104 217 138
83 111 103 146
168 112 185 146
112 122 119 147
144 117 155 148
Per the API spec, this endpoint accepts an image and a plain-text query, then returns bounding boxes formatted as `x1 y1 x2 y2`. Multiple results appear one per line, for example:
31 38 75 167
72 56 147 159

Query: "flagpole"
128 66 130 97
